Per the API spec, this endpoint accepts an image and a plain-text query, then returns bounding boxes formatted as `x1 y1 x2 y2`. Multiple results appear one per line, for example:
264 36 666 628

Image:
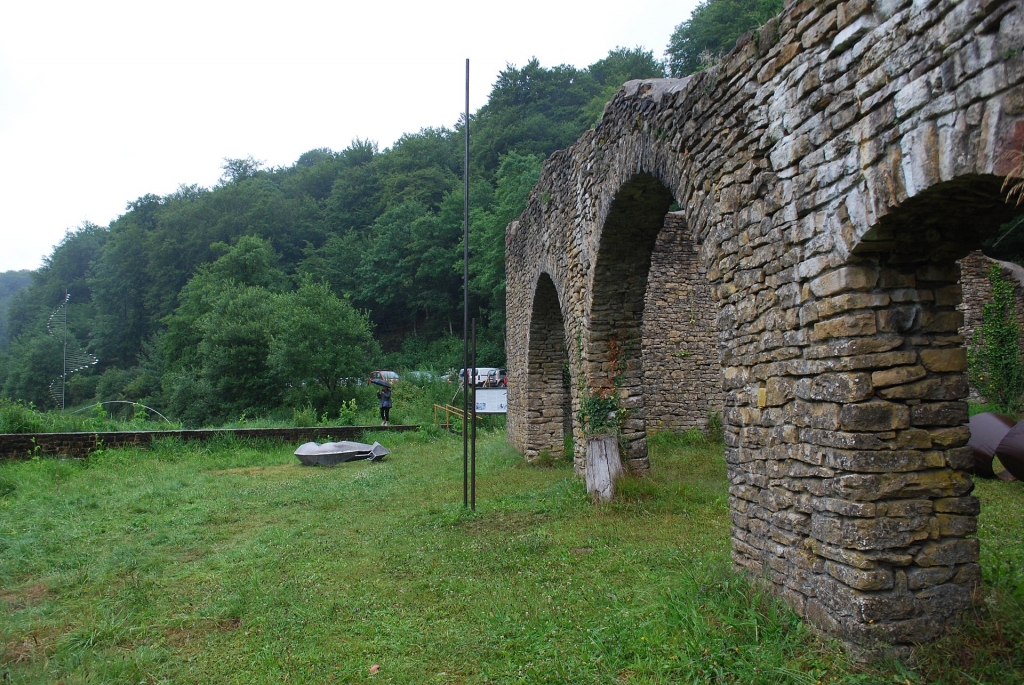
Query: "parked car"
472 367 499 386
484 369 507 387
404 370 436 383
368 370 399 386
454 367 499 387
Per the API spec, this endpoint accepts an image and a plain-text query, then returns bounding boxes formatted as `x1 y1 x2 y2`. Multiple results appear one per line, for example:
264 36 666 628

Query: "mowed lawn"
1 430 1023 684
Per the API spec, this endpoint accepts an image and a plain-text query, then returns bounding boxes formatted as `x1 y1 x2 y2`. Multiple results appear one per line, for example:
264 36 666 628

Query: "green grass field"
1 430 1023 683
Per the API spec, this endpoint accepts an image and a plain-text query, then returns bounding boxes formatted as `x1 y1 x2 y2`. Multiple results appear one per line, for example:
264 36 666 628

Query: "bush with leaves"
968 264 1024 414
0 398 44 434
667 0 784 77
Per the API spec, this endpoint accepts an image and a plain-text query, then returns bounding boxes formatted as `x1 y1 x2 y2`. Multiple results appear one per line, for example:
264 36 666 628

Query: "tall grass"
1 432 1022 683
0 398 181 434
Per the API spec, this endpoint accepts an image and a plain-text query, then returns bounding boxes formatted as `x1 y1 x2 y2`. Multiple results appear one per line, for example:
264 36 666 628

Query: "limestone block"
808 538 877 570
795 372 873 402
933 496 980 515
833 469 974 501
877 306 919 333
878 376 968 401
936 513 978 537
816 291 890 317
805 336 903 359
910 401 968 426
826 448 945 473
914 538 980 567
786 400 841 429
811 312 878 340
919 347 968 372
928 426 970 448
839 400 910 430
871 365 927 387
825 560 895 590
945 445 974 470
809 266 880 297
906 566 956 591
895 428 933 449
817 496 876 517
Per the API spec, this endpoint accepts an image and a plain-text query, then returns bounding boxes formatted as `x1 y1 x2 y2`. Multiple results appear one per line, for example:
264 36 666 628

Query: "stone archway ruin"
506 0 1024 646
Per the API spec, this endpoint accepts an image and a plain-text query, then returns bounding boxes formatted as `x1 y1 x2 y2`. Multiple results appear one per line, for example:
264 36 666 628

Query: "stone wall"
0 425 417 461
643 212 723 433
522 274 570 461
507 0 1024 647
959 249 1024 382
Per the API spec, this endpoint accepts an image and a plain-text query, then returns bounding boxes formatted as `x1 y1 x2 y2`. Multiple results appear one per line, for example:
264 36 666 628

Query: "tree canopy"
0 44 679 425
666 0 784 76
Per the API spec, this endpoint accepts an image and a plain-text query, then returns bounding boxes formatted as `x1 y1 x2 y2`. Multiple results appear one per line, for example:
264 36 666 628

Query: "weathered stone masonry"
507 0 1024 646
644 213 723 434
959 250 1024 394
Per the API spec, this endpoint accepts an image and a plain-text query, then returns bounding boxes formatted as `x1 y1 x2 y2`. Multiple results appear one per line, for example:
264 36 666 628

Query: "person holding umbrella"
372 379 393 426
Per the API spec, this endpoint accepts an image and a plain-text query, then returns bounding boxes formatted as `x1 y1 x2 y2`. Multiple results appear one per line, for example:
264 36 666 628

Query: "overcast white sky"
0 0 698 272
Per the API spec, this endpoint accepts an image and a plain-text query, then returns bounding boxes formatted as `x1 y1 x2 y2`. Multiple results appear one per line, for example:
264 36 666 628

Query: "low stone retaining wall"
0 425 418 461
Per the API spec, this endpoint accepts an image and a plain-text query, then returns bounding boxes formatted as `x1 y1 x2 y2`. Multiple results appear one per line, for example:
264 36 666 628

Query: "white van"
458 367 498 387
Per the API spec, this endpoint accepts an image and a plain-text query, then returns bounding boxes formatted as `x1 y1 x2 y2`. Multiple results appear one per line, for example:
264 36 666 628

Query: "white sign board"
475 388 507 414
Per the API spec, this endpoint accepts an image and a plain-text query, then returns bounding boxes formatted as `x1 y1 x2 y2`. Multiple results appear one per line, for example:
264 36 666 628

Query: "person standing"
377 384 392 426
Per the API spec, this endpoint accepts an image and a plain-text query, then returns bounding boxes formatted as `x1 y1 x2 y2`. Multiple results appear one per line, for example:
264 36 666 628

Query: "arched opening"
586 173 676 472
643 211 723 436
524 272 570 461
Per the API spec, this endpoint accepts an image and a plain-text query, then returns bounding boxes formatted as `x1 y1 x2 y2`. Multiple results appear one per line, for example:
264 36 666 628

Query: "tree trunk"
585 435 623 503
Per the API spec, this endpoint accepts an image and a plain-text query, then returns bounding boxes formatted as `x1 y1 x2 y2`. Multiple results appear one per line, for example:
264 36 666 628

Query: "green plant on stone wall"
575 333 631 438
578 390 622 437
968 264 1024 415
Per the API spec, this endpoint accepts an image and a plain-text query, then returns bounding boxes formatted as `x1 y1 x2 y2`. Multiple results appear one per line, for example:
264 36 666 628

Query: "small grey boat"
294 440 389 466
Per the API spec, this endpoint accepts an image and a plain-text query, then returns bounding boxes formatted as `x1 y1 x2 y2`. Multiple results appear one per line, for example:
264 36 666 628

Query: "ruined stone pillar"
728 259 979 645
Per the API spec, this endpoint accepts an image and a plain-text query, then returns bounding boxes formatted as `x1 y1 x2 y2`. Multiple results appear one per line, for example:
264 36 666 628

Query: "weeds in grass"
1 432 1023 683
0 397 180 434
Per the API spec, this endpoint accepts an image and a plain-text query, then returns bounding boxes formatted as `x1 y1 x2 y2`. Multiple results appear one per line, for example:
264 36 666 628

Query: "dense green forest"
0 47 666 425
0 2 852 426
4 0 1022 427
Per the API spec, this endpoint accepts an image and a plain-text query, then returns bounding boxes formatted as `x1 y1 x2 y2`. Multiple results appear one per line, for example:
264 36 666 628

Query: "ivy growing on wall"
968 264 1024 415
576 334 631 437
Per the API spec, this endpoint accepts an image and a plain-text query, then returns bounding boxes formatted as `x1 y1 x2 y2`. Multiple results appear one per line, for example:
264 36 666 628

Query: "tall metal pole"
462 58 470 508
471 318 477 510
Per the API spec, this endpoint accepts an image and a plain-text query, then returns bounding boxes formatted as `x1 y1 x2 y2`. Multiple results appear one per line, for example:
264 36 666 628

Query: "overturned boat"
294 440 389 466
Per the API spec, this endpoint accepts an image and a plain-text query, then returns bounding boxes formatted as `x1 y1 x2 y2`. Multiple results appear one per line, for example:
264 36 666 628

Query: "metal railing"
433 404 481 432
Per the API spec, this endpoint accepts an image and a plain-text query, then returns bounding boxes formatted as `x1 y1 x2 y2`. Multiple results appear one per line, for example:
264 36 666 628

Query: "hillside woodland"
54 2 1024 427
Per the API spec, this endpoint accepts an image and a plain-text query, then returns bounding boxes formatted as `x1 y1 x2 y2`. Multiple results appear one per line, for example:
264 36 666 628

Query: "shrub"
706 410 724 441
0 398 44 434
336 399 357 426
292 403 318 428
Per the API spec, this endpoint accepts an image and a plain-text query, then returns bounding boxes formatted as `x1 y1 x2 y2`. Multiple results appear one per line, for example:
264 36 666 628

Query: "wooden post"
585 435 623 502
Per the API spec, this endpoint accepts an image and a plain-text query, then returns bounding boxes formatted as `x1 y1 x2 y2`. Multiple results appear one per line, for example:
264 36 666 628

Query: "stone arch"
726 174 1021 645
584 174 676 471
580 174 725 471
643 211 723 437
518 271 572 461
506 0 1024 647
